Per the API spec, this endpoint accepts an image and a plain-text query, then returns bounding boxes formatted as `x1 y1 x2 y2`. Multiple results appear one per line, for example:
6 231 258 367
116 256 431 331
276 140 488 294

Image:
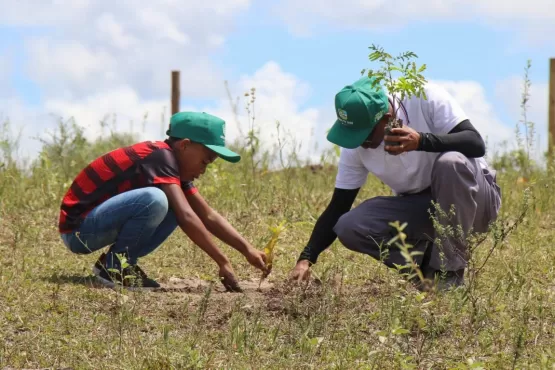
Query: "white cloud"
208 35 226 47
44 86 170 141
430 80 514 156
0 55 11 98
95 13 139 50
0 2 328 167
494 76 549 158
197 61 327 166
4 61 326 168
0 88 171 165
0 0 91 26
276 0 555 36
1 0 252 100
26 39 118 100
136 8 191 45
3 1 545 169
0 98 52 163
0 0 254 163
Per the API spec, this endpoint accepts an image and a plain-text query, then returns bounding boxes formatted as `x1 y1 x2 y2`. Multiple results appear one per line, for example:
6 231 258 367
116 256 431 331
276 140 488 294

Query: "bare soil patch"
154 276 275 294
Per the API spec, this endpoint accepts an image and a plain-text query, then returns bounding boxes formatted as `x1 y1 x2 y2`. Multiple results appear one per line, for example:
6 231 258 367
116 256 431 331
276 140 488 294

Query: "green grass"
2 95 555 369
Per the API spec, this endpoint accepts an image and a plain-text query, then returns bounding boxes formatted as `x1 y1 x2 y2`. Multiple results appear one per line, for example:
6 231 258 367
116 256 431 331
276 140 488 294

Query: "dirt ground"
156 276 276 294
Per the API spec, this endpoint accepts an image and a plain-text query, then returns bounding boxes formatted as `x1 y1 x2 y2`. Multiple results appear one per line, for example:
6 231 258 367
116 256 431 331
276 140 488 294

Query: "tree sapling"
361 44 428 148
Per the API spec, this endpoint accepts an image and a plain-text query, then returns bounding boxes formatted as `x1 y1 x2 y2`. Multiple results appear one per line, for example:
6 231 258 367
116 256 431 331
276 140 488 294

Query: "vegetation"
362 44 428 147
1 53 554 369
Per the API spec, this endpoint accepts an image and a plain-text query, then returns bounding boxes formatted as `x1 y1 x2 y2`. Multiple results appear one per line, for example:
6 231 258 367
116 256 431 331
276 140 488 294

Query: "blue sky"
0 1 553 162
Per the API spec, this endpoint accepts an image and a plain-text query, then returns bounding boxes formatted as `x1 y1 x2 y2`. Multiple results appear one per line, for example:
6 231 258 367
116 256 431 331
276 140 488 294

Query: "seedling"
361 44 428 147
259 220 286 287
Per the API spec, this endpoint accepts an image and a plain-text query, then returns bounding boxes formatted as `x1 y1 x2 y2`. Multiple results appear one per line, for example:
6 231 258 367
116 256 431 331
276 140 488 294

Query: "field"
1 90 555 370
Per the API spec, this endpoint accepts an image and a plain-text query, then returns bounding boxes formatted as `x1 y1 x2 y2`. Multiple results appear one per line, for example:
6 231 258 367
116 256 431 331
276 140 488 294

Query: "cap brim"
204 144 241 163
326 119 374 149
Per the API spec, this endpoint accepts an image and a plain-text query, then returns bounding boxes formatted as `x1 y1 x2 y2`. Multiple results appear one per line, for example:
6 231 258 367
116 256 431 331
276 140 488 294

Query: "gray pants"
333 152 502 271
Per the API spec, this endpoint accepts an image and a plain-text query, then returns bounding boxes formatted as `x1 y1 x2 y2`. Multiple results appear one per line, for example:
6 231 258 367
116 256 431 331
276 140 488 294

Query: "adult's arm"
417 119 486 158
296 187 360 264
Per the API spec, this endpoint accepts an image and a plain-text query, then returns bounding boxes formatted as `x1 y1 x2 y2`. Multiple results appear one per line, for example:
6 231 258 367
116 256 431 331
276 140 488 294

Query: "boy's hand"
245 247 269 275
219 262 242 292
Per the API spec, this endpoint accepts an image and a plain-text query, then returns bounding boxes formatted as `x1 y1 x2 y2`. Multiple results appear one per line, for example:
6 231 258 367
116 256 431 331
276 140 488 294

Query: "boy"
59 111 268 291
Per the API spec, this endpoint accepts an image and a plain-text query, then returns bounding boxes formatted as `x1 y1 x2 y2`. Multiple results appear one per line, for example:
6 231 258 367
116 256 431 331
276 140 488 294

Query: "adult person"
59 111 268 291
289 76 502 291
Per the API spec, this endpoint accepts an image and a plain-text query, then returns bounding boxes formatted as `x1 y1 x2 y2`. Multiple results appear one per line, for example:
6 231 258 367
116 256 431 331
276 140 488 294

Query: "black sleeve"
297 187 359 264
416 119 486 158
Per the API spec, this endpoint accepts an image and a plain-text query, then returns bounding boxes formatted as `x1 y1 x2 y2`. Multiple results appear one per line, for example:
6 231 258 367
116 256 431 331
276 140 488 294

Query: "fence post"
171 70 180 116
549 59 555 159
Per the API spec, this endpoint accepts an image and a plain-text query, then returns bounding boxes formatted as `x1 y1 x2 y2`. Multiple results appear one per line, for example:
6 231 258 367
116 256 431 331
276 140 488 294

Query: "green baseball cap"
166 111 241 163
327 76 389 149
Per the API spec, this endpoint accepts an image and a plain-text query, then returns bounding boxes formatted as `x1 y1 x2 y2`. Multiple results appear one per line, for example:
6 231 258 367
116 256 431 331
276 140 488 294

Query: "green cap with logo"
327 76 389 149
166 111 241 163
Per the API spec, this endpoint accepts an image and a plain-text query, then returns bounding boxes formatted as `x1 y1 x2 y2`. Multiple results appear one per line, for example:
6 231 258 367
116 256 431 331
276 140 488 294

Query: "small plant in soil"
258 220 286 288
361 44 428 147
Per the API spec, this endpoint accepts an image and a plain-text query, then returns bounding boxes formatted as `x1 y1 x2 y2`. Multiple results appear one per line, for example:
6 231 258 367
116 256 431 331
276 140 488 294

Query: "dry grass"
1 105 555 369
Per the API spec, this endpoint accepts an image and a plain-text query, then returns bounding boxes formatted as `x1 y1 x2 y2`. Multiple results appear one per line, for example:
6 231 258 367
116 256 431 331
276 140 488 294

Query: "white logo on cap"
374 108 387 122
337 108 354 126
338 109 348 121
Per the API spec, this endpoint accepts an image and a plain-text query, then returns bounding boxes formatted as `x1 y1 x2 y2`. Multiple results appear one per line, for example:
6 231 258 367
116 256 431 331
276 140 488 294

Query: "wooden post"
549 59 555 159
171 70 180 115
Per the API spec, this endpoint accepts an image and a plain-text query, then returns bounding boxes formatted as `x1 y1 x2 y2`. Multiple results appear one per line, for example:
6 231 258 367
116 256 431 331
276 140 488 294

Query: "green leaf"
391 327 410 335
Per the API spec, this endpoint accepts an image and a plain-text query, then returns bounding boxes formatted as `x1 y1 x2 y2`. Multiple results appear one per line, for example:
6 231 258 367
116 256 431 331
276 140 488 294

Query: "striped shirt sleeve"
181 181 198 196
140 148 180 185
140 148 198 195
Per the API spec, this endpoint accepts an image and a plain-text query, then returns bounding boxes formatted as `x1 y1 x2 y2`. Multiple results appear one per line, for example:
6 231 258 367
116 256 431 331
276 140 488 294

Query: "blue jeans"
61 187 178 269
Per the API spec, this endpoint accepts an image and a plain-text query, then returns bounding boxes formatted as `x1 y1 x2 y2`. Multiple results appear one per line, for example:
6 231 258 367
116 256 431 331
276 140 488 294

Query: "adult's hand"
289 260 311 282
384 126 421 155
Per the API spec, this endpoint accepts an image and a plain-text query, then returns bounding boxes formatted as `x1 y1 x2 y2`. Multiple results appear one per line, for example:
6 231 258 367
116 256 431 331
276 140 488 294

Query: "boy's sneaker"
131 264 161 288
92 252 107 276
95 263 160 290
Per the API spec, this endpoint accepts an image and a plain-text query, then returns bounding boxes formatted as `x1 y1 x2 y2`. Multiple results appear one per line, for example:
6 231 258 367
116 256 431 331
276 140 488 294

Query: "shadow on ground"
41 273 278 294
43 273 101 288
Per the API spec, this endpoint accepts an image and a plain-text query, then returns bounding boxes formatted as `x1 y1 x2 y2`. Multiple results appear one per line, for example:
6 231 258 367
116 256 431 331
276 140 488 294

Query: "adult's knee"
432 151 476 184
333 207 390 252
433 152 466 174
333 212 356 247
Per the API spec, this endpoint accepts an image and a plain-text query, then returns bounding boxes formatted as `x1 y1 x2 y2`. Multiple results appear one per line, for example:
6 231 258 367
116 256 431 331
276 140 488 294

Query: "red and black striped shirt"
58 140 197 234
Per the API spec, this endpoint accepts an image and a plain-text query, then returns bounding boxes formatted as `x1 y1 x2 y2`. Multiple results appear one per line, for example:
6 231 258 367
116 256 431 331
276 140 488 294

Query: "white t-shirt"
335 82 490 195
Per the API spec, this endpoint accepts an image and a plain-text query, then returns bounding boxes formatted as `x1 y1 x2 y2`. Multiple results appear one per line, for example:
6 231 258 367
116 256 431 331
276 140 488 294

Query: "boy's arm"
159 183 241 291
185 190 268 274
